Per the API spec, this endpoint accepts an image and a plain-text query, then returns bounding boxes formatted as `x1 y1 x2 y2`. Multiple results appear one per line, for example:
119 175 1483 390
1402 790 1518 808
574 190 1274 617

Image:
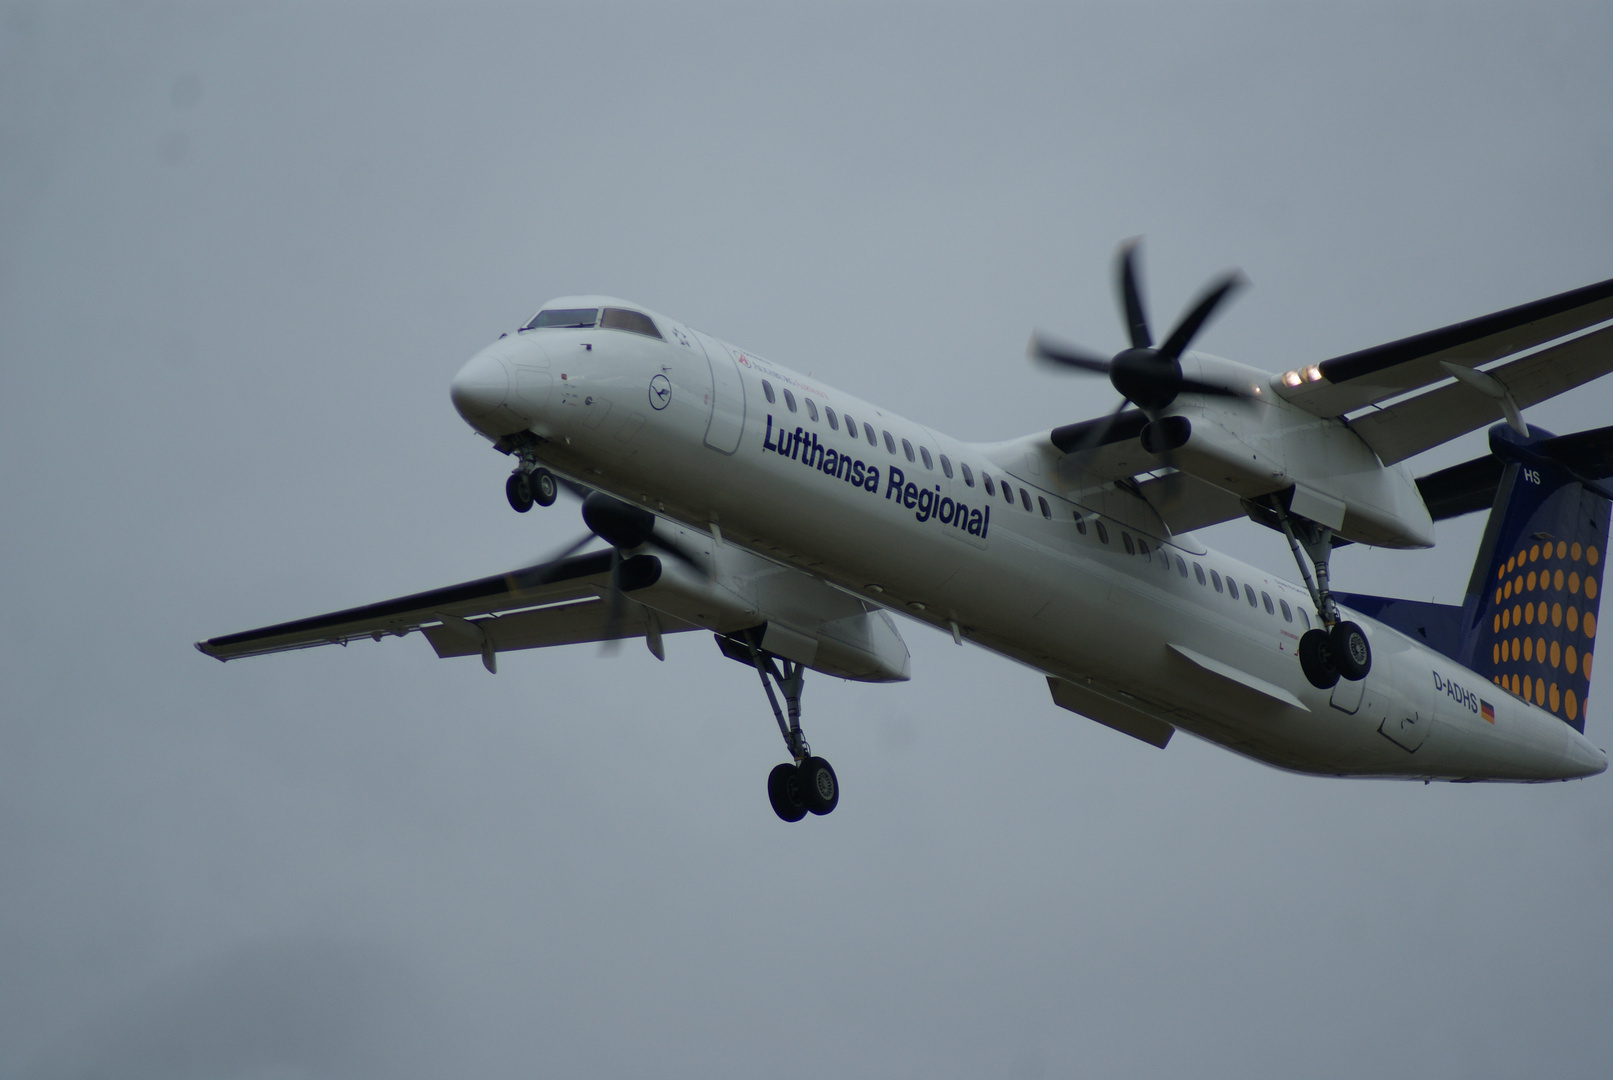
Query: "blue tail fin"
1340 423 1612 731
1456 425 1610 730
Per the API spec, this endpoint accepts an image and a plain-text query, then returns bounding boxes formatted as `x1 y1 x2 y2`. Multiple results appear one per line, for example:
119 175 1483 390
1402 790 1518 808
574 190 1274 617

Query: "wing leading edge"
1276 274 1613 419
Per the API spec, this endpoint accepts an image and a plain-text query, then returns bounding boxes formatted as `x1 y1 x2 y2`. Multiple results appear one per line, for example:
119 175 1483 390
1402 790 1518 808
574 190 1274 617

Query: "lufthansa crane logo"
648 374 671 411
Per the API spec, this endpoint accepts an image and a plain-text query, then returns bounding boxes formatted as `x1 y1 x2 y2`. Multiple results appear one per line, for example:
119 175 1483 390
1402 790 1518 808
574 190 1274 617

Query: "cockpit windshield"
524 308 598 330
600 307 663 339
521 306 663 340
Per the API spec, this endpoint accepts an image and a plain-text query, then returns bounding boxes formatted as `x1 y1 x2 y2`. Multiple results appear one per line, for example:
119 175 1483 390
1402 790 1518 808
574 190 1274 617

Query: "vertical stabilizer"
1455 424 1612 731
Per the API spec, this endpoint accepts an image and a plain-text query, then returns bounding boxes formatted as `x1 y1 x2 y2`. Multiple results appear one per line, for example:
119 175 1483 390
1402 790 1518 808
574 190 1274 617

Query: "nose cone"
450 350 512 431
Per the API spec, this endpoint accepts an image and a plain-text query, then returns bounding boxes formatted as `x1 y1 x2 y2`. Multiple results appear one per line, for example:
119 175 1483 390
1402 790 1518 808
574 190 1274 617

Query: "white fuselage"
450 302 1606 782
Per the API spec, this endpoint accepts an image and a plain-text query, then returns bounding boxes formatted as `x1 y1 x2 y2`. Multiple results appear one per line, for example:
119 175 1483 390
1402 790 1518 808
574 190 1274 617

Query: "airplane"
198 243 1613 821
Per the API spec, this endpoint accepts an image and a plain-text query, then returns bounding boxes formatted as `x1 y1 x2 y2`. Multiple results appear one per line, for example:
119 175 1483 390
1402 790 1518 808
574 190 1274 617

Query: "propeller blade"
600 547 627 653
528 532 600 583
1072 399 1131 456
1176 376 1255 400
1029 334 1113 373
1117 240 1152 350
1158 270 1246 363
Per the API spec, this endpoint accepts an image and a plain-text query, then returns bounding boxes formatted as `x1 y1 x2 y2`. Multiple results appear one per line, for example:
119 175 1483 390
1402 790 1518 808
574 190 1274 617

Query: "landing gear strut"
1270 501 1372 689
737 633 838 821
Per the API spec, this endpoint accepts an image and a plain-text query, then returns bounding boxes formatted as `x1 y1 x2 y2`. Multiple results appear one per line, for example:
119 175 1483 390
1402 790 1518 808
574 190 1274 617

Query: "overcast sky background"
4 3 1613 1078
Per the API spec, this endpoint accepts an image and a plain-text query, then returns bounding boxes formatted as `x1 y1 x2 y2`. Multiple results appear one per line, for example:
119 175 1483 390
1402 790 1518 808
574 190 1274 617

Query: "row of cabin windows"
761 378 1054 516
761 372 1308 625
1072 513 1312 628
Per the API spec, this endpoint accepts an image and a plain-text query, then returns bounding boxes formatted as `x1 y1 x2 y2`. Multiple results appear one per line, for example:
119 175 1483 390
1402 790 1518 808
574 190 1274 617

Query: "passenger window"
1074 515 1087 536
902 438 915 462
1280 599 1293 622
864 423 877 446
844 412 856 433
961 463 974 487
805 398 818 421
1137 539 1150 561
600 307 663 339
1299 609 1311 629
1262 592 1275 615
1176 556 1188 578
1019 488 1032 511
762 380 776 404
1194 563 1206 586
826 407 839 431
1004 484 1015 505
1095 521 1109 544
1245 584 1257 607
883 431 896 454
1038 496 1051 519
1225 575 1237 599
939 454 952 478
1211 570 1222 593
983 475 995 496
921 447 934 470
783 388 797 413
1123 532 1135 555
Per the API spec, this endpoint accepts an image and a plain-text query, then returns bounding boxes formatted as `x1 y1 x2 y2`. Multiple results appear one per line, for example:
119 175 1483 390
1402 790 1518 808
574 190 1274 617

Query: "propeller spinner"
1031 241 1251 452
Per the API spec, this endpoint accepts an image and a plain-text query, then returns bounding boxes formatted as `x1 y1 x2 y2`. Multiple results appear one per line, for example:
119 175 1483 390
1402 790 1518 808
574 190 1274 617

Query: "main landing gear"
1270 502 1372 691
728 632 839 822
505 465 559 513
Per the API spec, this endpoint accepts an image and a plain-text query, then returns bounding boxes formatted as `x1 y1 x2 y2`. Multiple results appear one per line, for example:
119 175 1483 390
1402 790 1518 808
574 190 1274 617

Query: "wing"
1348 322 1613 465
1274 275 1613 419
195 550 693 667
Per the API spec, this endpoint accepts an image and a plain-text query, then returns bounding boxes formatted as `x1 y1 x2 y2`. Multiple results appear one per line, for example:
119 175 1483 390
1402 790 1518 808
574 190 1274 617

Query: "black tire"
1298 628 1340 689
531 467 559 507
505 472 533 513
767 762 808 823
798 756 839 816
1331 621 1371 681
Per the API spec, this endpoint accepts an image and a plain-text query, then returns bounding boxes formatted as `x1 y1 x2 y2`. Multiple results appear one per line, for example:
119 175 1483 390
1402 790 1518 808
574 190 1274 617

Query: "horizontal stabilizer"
1417 423 1613 523
1417 456 1506 522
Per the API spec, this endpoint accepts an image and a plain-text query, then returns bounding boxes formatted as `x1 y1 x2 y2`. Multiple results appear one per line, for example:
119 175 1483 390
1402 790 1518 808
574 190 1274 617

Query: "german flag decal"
1480 699 1495 723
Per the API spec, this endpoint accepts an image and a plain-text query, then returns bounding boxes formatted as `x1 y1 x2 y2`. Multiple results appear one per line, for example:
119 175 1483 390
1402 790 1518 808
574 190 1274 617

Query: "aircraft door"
695 331 745 454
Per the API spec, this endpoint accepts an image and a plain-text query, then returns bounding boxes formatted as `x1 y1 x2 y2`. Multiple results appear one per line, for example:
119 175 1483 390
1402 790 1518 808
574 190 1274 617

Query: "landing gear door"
695 331 745 454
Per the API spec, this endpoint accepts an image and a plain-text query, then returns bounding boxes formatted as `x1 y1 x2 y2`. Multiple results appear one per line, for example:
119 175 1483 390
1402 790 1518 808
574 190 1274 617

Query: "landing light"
1281 370 1302 388
1303 365 1323 382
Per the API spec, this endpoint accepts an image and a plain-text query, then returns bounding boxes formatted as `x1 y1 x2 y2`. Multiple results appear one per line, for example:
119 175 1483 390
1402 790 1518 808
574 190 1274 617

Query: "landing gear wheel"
1331 621 1371 681
1298 628 1340 690
505 472 533 513
767 762 808 823
530 468 558 507
798 756 839 816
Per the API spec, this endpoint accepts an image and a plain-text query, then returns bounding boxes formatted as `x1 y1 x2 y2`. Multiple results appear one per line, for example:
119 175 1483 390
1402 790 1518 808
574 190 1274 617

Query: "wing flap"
422 597 701 658
1349 323 1613 465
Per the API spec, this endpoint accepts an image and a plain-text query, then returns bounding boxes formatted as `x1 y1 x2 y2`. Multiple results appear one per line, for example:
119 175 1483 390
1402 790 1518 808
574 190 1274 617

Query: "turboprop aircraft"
199 243 1613 821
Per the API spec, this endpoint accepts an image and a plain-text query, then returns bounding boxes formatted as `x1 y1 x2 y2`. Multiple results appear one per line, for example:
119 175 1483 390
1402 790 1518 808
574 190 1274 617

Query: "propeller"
1030 240 1252 455
527 482 710 654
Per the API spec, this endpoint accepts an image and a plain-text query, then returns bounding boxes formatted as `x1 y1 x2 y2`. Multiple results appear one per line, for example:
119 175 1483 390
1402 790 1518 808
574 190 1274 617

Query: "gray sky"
4 3 1613 1077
